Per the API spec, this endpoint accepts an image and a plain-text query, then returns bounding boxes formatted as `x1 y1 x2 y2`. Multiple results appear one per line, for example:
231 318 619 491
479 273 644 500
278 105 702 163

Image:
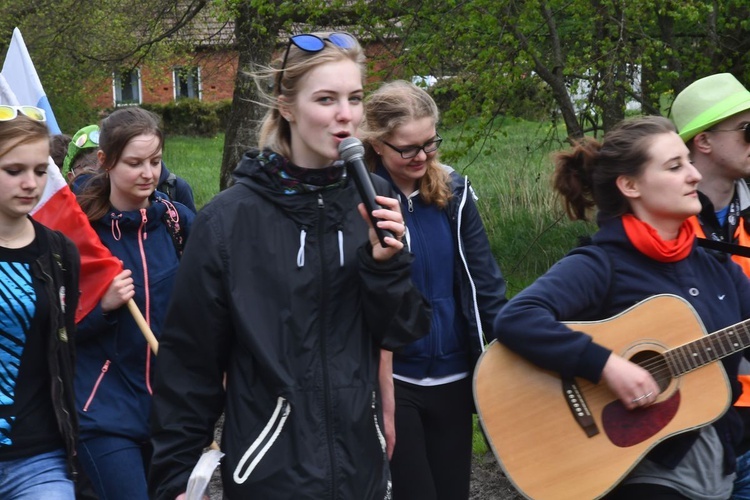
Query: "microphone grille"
338 137 365 162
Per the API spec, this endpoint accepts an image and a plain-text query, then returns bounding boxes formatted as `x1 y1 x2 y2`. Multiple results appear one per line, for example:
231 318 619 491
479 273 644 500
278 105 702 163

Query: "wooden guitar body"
473 295 732 500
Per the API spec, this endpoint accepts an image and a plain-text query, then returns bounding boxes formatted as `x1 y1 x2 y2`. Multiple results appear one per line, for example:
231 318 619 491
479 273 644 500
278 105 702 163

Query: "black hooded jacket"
149 149 431 499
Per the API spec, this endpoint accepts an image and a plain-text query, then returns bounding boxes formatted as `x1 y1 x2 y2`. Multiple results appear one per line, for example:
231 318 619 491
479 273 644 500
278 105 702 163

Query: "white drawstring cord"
296 229 307 268
337 229 344 267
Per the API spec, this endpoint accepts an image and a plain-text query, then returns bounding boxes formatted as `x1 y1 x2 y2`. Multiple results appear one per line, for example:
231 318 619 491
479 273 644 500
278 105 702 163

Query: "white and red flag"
1 27 122 322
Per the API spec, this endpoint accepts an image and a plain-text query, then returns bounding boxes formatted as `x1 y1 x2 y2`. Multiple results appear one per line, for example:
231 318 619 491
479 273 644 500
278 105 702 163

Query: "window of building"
173 67 201 100
113 69 142 106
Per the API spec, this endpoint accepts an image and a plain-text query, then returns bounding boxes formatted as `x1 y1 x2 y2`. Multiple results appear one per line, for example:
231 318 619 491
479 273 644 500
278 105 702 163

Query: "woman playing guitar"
493 116 750 499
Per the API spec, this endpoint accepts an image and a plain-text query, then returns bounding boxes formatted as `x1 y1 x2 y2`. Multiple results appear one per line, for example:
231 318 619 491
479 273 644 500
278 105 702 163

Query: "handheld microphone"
339 137 394 247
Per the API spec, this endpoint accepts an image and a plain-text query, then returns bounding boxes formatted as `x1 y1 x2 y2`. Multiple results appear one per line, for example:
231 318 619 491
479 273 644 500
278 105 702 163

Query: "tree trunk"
219 5 283 190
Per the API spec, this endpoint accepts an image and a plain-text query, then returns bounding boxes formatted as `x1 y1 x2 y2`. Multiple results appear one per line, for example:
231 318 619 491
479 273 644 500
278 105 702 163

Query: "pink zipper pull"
140 208 148 240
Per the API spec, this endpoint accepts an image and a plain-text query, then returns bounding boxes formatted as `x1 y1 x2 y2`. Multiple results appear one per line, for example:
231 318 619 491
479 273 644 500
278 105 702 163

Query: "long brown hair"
361 80 451 207
77 107 163 221
254 32 366 160
553 115 676 221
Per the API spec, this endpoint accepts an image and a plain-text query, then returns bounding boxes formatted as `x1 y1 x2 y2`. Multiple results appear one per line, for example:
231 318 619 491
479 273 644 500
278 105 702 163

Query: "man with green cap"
672 73 750 274
672 72 750 499
63 124 100 183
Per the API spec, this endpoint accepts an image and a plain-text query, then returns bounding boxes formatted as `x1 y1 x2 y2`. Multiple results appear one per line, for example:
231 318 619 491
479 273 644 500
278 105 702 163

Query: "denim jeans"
734 450 750 499
77 435 150 500
0 448 74 500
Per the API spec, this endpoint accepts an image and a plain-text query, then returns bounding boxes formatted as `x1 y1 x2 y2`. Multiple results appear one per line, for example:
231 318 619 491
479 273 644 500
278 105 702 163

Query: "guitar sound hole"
630 350 671 393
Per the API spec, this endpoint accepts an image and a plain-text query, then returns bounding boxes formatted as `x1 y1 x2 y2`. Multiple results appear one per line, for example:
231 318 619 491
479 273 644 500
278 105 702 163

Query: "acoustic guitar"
473 294 749 500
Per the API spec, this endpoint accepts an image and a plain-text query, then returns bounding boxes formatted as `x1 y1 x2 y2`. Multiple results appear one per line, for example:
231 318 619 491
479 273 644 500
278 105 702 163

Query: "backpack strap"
156 198 185 257
158 172 178 201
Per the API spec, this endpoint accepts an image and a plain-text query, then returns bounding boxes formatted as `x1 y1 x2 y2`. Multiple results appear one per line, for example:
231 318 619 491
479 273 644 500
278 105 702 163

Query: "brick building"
87 12 400 110
89 12 238 109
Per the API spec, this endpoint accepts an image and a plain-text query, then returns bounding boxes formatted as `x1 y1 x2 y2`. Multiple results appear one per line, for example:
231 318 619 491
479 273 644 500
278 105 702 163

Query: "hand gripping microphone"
339 137 394 247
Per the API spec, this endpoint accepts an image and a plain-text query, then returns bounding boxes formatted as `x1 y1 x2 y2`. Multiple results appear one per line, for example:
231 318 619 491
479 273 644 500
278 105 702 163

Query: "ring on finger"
631 391 653 404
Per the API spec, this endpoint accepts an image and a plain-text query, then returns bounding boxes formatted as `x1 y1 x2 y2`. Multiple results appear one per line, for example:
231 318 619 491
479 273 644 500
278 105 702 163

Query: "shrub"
142 99 231 137
50 94 101 135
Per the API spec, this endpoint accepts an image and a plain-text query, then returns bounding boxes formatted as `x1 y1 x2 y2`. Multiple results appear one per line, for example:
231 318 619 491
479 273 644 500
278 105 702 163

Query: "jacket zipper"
371 391 386 453
371 391 393 500
455 178 486 351
137 209 154 395
83 360 111 411
317 193 337 498
233 397 291 484
38 258 77 469
406 195 437 373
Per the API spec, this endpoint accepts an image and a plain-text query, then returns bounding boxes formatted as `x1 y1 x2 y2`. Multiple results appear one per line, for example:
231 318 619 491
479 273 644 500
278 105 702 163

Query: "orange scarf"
621 214 695 262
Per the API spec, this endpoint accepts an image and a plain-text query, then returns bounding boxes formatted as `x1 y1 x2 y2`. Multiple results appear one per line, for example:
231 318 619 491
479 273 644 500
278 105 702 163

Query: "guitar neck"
666 319 750 375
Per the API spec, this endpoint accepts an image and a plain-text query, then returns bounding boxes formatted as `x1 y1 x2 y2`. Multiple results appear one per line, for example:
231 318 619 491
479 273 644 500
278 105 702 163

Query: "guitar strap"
697 237 750 258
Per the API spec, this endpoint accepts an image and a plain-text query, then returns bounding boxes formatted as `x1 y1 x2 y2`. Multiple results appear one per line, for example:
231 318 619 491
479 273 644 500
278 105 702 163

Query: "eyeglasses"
381 134 443 159
708 123 750 143
0 105 46 122
277 32 357 94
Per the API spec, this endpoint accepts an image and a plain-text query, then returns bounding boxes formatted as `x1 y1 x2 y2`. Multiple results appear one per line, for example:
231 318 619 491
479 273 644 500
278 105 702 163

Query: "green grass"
443 117 596 296
163 134 225 209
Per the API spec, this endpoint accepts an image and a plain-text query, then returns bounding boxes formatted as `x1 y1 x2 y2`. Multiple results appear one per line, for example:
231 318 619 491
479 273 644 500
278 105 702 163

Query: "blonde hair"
362 80 451 207
0 115 49 159
256 32 366 160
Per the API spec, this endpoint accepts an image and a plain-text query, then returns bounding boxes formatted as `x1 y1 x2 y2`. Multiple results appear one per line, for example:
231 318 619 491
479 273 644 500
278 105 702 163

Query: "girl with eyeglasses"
0 107 81 499
361 80 508 500
72 107 195 500
149 33 431 499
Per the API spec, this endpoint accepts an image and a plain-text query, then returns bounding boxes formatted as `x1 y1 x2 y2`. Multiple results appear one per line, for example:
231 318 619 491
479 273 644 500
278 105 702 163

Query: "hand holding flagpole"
127 299 158 355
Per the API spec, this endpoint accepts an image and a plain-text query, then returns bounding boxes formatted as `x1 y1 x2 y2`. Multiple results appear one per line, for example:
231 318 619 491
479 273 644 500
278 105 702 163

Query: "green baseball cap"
671 73 750 142
63 124 100 173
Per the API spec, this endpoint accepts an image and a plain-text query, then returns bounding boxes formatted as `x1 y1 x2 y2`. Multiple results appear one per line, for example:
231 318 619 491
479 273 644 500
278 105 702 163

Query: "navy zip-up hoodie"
495 216 750 472
74 194 193 441
376 164 507 379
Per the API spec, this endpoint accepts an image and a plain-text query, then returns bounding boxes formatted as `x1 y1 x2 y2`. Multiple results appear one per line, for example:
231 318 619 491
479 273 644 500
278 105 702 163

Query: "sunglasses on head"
382 134 443 159
0 105 46 123
708 122 750 143
277 32 357 94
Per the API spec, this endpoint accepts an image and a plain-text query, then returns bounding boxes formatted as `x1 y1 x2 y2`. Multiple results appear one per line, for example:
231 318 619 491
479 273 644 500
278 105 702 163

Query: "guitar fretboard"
664 319 750 376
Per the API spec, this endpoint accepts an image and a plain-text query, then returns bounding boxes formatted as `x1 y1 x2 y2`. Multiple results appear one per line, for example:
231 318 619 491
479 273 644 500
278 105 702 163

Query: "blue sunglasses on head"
277 32 357 94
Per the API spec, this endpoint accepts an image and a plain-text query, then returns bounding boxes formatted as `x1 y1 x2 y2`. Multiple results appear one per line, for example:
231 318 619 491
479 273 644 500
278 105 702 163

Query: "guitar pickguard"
602 391 681 447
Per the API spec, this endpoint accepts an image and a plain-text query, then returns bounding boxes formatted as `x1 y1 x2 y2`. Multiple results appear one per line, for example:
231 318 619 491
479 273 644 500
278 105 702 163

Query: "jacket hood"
232 148 280 191
591 217 630 248
158 162 172 184
374 160 464 199
231 148 351 228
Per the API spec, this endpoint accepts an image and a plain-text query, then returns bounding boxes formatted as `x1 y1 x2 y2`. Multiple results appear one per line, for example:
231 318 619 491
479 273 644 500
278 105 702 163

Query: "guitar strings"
563 315 750 402
581 350 729 401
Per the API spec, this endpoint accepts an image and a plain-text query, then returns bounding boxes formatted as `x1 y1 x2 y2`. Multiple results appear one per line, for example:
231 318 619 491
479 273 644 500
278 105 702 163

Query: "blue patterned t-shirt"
0 233 59 460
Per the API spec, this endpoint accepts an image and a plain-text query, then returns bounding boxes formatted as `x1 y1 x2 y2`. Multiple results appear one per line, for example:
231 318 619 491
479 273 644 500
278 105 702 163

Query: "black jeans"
390 377 474 500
